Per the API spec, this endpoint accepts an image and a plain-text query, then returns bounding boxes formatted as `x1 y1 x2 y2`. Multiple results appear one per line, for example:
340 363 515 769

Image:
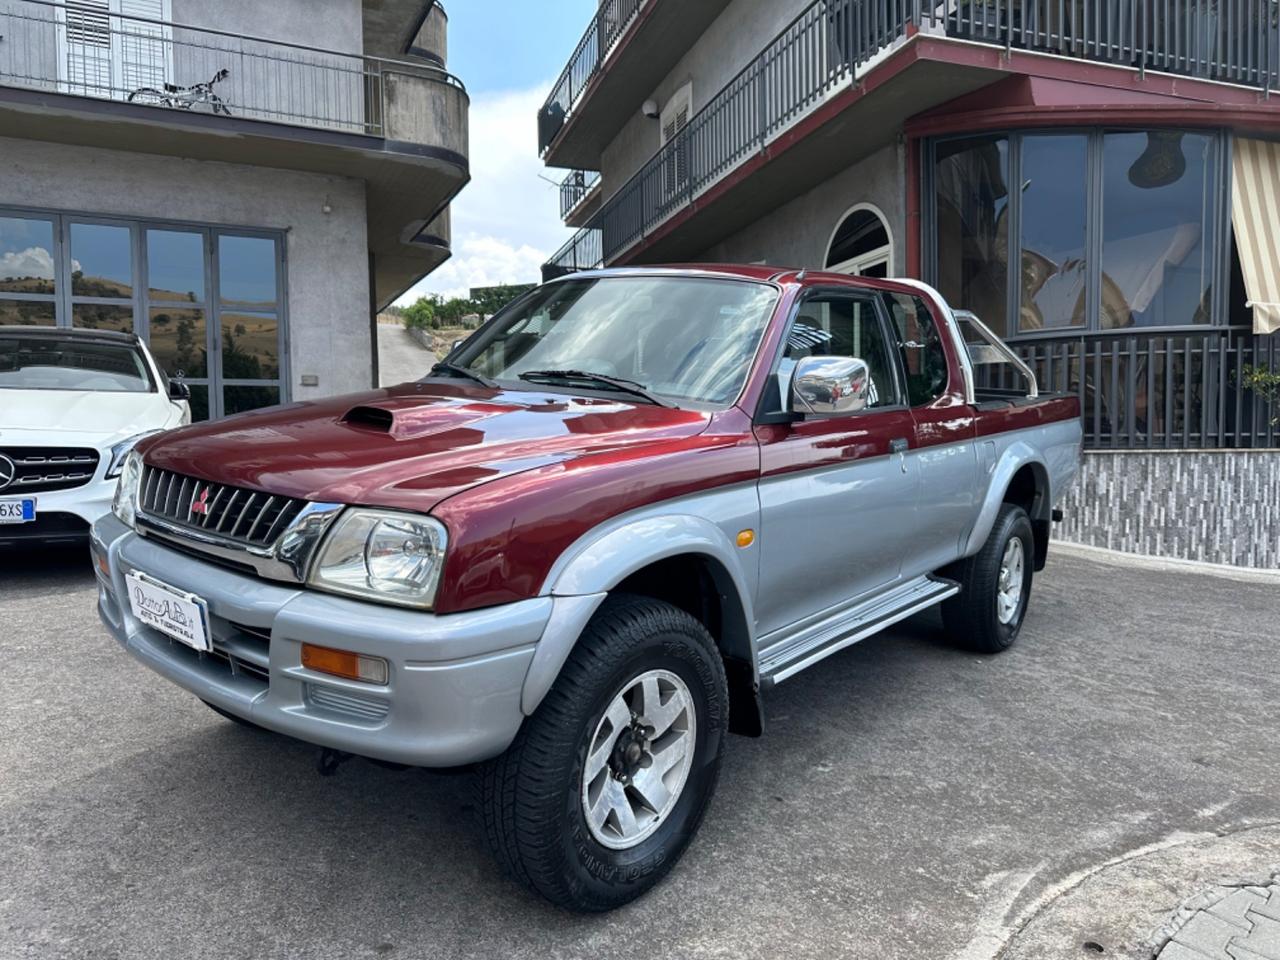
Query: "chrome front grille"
138 466 307 548
0 447 100 493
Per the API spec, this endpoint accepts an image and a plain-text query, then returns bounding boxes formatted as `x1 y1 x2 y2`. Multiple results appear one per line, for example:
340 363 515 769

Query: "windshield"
0 336 154 393
455 276 779 407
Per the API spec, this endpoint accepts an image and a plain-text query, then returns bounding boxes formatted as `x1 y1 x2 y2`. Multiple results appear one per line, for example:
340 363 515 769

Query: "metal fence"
0 0 465 136
544 0 1280 277
538 0 645 154
559 169 601 219
980 330 1280 449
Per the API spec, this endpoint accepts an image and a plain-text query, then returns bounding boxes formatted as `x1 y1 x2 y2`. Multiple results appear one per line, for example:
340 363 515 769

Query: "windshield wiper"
517 370 676 408
428 362 497 388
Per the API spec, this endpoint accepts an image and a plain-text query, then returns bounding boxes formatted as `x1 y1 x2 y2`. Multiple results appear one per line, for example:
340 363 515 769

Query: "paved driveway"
377 321 433 388
3 549 1278 959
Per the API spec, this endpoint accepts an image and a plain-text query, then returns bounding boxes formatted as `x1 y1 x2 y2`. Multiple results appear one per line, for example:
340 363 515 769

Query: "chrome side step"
758 575 959 686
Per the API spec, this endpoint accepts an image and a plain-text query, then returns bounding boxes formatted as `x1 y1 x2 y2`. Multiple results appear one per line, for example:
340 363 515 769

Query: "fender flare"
962 441 1050 557
519 514 758 716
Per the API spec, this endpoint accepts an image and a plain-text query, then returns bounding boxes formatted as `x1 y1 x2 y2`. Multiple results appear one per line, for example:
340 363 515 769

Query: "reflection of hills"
72 275 132 298
150 286 200 303
0 276 55 294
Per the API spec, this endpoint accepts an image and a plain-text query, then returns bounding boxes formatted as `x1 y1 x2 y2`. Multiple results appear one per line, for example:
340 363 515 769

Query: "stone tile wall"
1054 451 1280 569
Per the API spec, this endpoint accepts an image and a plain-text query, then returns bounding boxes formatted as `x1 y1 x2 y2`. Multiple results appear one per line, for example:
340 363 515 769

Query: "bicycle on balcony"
128 68 232 116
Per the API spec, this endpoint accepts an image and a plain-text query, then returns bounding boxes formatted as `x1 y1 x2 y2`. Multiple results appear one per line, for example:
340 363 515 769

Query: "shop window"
1019 134 1088 332
1099 131 1217 328
933 135 1010 336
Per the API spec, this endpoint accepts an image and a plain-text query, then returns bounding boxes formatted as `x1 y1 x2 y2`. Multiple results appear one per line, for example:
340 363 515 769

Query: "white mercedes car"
0 326 190 547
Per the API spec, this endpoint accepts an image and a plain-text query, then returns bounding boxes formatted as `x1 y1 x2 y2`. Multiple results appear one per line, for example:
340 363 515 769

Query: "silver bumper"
91 513 554 767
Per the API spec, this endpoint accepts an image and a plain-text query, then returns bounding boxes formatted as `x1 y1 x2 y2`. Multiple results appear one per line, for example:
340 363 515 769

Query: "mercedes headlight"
111 449 144 528
308 510 447 609
106 430 162 478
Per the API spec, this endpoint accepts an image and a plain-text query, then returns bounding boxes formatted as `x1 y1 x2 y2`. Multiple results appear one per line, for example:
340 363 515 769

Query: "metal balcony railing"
996 329 1279 450
0 0 465 136
538 0 646 155
559 169 602 219
544 0 1280 279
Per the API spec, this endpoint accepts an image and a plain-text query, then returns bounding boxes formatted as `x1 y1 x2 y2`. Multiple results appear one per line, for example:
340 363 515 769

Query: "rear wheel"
942 503 1034 653
477 595 727 911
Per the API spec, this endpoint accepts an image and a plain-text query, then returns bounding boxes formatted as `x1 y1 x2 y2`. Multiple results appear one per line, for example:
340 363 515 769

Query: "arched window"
825 205 892 277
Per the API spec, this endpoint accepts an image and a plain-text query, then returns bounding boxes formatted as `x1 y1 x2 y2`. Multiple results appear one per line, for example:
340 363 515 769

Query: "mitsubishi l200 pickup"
91 266 1081 911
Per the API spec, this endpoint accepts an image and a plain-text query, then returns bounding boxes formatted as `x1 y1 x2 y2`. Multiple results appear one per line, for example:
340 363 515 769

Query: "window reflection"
148 307 207 378
73 304 134 334
70 222 132 298
0 217 56 294
934 135 1010 336
0 301 56 325
218 235 277 306
1020 134 1088 331
148 230 205 302
221 312 279 380
1100 131 1216 328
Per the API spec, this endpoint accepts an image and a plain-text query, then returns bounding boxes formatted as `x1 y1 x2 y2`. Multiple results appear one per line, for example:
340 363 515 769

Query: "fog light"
301 643 389 685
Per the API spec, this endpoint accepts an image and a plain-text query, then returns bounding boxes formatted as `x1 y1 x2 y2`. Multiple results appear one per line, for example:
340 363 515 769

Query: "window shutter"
116 0 169 92
64 0 112 95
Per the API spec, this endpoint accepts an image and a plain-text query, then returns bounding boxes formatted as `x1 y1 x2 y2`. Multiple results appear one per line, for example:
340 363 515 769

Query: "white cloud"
396 84 577 304
0 246 56 280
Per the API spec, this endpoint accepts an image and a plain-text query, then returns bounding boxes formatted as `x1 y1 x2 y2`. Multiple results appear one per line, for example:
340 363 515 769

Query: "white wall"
1 136 371 402
699 143 906 272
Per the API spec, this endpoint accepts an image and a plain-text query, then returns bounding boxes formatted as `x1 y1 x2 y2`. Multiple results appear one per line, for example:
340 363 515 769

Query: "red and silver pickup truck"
92 266 1081 910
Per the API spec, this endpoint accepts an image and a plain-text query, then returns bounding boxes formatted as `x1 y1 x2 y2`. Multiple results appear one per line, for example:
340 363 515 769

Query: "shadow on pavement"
0 542 95 591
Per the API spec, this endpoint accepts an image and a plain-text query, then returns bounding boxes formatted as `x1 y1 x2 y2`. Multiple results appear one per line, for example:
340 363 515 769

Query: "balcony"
559 169 602 226
545 0 1280 279
537 0 733 168
0 0 469 307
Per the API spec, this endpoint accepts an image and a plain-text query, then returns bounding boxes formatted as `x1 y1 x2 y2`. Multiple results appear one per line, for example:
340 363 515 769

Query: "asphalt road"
377 322 434 388
3 548 1279 959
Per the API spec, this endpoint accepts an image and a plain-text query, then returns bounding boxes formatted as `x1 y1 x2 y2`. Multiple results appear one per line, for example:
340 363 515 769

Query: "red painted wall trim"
905 134 921 280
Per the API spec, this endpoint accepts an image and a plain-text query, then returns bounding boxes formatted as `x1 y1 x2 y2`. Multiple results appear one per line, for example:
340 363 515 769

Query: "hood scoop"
341 405 394 432
339 398 515 441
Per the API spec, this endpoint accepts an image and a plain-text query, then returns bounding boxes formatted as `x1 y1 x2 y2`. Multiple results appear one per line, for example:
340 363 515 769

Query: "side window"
778 295 901 410
884 293 949 405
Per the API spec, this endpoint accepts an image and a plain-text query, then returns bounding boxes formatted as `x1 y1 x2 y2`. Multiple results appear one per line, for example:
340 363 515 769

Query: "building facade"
539 0 1280 568
0 0 467 420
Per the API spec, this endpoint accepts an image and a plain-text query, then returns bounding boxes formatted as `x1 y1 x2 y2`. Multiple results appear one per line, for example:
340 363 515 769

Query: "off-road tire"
942 503 1034 653
477 594 728 912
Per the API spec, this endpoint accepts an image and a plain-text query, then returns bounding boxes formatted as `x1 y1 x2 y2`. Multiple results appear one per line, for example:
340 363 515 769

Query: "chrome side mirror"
790 355 870 416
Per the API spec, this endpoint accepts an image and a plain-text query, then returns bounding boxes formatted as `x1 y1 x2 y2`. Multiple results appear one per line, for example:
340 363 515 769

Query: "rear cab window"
882 292 949 406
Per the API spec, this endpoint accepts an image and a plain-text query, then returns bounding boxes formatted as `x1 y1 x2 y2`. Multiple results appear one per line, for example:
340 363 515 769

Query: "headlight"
106 430 162 478
308 509 447 609
111 450 144 528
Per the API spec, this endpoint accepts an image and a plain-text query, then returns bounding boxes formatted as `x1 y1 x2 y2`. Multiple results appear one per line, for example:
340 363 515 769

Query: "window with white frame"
59 0 171 101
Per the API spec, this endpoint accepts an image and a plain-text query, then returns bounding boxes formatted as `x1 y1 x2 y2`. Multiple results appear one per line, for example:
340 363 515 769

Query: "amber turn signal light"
736 529 756 548
301 643 389 685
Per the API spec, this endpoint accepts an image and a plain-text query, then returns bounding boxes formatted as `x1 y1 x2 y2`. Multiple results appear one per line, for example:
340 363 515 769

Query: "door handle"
890 437 909 474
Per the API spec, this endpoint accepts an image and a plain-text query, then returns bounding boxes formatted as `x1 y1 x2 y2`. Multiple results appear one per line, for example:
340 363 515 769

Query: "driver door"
752 290 920 643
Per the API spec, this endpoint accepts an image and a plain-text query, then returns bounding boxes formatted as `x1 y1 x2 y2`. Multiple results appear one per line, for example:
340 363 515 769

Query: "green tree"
402 295 438 331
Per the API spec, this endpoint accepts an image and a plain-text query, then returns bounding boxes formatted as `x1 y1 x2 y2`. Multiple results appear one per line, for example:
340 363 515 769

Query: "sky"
394 0 597 305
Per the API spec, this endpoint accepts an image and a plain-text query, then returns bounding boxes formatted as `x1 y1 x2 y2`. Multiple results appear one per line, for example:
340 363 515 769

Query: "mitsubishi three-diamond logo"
0 454 15 493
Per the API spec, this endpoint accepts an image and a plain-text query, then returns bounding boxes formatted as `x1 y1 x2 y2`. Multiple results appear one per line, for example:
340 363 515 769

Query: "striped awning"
1231 137 1280 335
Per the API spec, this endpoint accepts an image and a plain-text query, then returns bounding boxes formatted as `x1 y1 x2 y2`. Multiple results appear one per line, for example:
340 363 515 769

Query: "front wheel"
477 595 728 911
942 503 1035 653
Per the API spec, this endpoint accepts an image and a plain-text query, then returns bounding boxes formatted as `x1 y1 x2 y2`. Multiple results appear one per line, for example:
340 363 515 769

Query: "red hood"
139 382 713 512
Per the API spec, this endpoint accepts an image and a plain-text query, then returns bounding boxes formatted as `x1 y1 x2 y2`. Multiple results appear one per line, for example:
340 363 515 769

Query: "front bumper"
91 513 555 767
0 477 114 545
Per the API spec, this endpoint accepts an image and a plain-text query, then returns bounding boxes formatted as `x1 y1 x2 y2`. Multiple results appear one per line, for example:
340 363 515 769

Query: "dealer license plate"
0 498 36 524
126 571 211 652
